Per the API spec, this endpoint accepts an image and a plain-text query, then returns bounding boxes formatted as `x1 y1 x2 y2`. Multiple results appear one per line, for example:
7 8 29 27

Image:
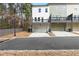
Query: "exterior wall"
32 6 49 23
49 4 67 17
67 4 79 16
49 4 79 17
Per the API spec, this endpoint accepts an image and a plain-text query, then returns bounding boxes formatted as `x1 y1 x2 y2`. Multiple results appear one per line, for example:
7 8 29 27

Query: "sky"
32 3 48 5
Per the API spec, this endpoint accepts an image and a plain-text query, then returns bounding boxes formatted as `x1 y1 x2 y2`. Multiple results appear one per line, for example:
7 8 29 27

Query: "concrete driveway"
73 31 79 34
28 33 50 37
52 31 79 37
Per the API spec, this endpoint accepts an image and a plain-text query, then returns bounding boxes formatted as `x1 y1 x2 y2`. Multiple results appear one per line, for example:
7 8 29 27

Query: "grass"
0 50 79 56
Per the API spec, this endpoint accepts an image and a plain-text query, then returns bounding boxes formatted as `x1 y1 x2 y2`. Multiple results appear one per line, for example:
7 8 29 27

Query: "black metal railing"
51 17 79 22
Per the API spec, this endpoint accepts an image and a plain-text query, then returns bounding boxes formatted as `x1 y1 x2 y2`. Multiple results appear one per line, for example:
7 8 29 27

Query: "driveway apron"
52 31 79 37
28 33 50 37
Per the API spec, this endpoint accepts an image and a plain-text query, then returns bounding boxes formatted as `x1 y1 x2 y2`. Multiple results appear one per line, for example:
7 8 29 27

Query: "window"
42 17 43 22
45 8 48 12
38 17 40 21
38 8 41 13
35 17 37 21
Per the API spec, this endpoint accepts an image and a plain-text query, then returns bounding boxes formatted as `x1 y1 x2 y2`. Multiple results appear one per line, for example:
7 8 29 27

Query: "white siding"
49 4 67 17
49 4 79 17
32 6 49 23
67 4 79 16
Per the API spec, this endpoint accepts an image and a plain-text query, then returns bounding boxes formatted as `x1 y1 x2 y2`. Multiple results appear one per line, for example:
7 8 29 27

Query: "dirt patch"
0 50 79 56
15 31 31 38
0 31 31 39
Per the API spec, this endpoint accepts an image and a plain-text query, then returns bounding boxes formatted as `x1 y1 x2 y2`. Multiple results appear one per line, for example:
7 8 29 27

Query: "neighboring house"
66 4 79 31
49 3 67 31
32 3 79 32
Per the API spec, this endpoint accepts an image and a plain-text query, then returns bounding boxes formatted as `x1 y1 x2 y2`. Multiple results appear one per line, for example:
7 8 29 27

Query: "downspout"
49 14 51 32
71 14 73 32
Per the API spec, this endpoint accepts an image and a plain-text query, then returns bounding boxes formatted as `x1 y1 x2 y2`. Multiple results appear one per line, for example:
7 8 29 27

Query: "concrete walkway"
28 33 50 37
52 31 79 37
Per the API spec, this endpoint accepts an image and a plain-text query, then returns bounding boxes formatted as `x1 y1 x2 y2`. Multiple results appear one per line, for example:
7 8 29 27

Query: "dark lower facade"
32 17 79 32
32 22 79 32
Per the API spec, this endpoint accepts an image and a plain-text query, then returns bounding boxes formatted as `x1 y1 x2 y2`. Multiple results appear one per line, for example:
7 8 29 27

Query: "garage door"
51 23 65 31
32 23 49 32
73 23 79 31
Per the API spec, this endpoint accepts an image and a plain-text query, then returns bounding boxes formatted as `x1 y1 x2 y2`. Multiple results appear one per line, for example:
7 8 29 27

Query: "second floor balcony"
51 17 79 23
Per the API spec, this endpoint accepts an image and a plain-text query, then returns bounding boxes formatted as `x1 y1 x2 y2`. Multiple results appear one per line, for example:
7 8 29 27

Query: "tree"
8 3 19 27
8 3 15 16
0 4 4 29
0 4 4 20
0 4 3 15
23 3 32 31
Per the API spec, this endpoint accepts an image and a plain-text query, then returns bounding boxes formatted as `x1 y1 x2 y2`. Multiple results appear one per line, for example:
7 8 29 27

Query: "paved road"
0 37 79 50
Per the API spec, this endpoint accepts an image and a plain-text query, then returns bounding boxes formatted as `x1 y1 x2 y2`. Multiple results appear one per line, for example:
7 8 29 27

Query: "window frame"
38 17 40 21
45 8 48 13
42 17 43 22
35 17 37 21
38 8 41 13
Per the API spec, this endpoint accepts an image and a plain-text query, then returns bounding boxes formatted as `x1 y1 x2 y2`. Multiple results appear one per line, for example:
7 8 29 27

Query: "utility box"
49 29 51 32
28 28 32 32
68 28 72 32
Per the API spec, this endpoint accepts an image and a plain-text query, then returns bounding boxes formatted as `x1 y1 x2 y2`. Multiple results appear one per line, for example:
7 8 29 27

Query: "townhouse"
32 3 79 32
32 4 49 32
